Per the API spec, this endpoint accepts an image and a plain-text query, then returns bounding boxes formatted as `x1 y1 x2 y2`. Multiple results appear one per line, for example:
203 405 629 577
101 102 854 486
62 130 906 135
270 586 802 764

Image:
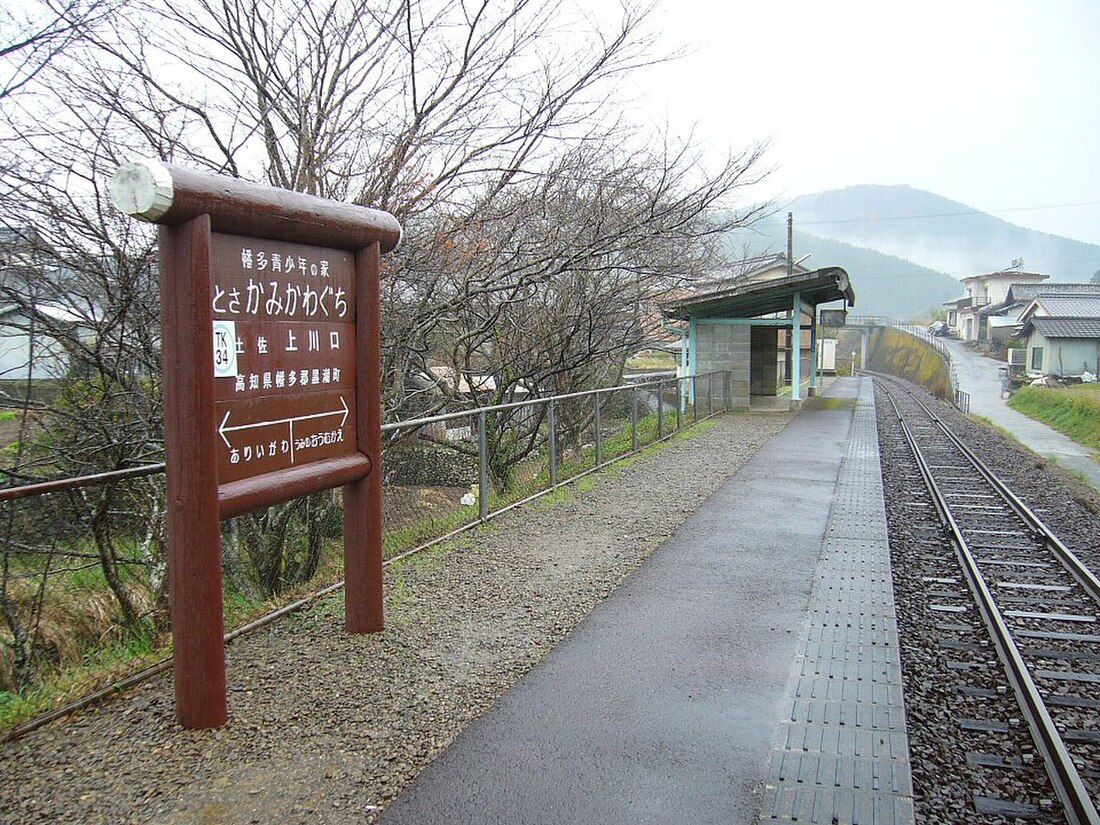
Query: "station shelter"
663 265 854 410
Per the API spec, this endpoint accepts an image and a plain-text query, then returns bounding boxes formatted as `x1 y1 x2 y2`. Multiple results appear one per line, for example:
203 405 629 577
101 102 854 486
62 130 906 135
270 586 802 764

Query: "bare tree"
0 0 122 100
0 140 165 692
50 0 764 418
0 0 773 687
400 137 770 485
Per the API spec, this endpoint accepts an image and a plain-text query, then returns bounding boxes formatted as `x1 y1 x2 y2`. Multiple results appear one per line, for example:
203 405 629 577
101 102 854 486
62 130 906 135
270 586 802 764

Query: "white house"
0 304 83 381
944 269 1049 342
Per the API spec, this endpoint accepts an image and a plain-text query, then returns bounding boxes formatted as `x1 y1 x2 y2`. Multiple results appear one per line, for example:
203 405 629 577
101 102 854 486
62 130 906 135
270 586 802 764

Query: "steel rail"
881 381 1100 825
906 388 1100 607
871 369 1100 606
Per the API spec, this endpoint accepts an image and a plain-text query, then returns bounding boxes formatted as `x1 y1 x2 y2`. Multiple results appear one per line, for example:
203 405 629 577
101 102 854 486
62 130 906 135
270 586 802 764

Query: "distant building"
0 226 131 388
944 269 1048 342
410 365 534 441
0 303 84 381
1015 293 1100 378
979 282 1100 344
685 253 812 293
1 229 67 381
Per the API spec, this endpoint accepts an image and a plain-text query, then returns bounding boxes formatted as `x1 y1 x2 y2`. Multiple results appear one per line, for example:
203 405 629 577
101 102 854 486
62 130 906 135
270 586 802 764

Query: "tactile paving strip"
758 379 915 825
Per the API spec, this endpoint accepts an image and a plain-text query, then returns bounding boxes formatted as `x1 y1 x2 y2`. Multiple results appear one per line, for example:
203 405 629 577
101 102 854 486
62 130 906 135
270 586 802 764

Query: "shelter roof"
1028 317 1100 339
662 266 854 321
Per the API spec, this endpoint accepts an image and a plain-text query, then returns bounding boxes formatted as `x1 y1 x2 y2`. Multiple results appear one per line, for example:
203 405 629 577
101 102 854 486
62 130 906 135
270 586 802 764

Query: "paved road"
945 339 1100 490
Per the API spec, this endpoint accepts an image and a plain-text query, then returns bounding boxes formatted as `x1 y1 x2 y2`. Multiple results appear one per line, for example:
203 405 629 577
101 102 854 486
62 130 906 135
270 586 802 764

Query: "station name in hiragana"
212 278 348 319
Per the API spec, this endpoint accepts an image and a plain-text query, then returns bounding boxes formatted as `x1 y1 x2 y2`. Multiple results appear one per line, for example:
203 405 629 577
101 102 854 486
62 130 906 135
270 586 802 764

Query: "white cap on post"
109 159 175 222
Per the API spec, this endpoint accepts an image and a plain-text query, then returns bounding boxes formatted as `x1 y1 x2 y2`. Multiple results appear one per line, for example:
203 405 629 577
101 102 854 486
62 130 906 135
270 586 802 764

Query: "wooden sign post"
110 161 400 729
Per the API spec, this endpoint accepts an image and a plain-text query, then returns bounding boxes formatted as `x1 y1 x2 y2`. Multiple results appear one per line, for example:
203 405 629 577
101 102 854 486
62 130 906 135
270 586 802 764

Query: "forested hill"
727 215 961 320
789 230 960 319
790 185 1100 281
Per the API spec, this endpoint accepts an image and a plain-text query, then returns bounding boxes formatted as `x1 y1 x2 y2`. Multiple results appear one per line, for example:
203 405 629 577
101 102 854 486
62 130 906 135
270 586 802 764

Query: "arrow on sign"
219 396 350 449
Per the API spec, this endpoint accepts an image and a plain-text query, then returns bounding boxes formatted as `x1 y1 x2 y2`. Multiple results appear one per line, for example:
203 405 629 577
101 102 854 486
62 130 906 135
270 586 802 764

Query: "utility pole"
787 212 793 278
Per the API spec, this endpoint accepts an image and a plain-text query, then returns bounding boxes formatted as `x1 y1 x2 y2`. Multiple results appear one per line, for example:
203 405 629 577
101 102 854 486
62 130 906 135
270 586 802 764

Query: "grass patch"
382 502 479 558
812 397 857 410
869 328 951 398
625 354 677 370
0 627 164 731
0 536 346 732
531 483 580 510
283 590 343 634
1007 384 1100 450
389 536 460 571
385 572 415 618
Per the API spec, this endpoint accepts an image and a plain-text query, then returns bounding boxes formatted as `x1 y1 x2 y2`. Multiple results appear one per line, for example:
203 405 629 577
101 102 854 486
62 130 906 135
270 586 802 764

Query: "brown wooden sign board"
210 234 358 485
110 161 401 729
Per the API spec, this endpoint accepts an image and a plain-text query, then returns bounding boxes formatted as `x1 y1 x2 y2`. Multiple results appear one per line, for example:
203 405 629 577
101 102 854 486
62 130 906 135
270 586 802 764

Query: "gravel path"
1 412 790 825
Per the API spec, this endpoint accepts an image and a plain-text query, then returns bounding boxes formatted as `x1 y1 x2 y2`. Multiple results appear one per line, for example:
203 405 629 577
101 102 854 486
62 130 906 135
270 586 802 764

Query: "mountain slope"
791 231 960 319
726 215 961 320
790 185 1100 281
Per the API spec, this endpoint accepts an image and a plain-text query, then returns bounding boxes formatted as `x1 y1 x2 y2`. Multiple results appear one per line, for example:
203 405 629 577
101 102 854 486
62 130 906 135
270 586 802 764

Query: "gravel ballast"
874 375 1100 825
1 413 790 825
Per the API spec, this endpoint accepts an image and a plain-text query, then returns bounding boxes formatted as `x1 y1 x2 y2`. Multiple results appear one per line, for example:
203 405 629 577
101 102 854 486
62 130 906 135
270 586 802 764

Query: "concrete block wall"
695 322 751 409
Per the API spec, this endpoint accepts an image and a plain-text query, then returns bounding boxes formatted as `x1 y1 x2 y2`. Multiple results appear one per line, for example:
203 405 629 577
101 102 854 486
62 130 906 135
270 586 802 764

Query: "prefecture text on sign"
210 234 357 484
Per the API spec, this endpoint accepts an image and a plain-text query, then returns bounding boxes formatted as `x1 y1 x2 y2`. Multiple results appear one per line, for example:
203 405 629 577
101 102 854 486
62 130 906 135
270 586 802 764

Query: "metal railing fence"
888 321 969 413
0 371 731 696
378 371 731 557
846 316 968 413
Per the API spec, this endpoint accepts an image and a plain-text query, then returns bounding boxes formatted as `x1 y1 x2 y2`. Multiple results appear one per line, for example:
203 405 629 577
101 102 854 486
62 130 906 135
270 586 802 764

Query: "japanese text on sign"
210 234 358 484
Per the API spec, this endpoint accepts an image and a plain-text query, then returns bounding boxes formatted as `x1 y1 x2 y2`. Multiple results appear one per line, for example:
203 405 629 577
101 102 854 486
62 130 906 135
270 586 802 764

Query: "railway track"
875 375 1100 825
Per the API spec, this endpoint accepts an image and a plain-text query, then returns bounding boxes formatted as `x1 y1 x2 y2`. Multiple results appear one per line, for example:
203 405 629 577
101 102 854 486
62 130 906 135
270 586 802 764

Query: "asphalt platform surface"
379 378 865 825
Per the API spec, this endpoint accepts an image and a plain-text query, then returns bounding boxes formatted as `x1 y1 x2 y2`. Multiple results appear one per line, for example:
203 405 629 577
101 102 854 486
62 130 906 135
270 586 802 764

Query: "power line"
795 200 1100 228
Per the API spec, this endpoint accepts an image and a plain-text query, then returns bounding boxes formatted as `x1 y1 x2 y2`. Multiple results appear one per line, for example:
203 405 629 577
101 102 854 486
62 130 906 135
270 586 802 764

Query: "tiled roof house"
1015 292 1100 378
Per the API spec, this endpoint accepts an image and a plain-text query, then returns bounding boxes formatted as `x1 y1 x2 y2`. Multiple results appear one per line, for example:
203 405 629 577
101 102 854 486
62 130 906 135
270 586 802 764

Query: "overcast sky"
617 0 1100 246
